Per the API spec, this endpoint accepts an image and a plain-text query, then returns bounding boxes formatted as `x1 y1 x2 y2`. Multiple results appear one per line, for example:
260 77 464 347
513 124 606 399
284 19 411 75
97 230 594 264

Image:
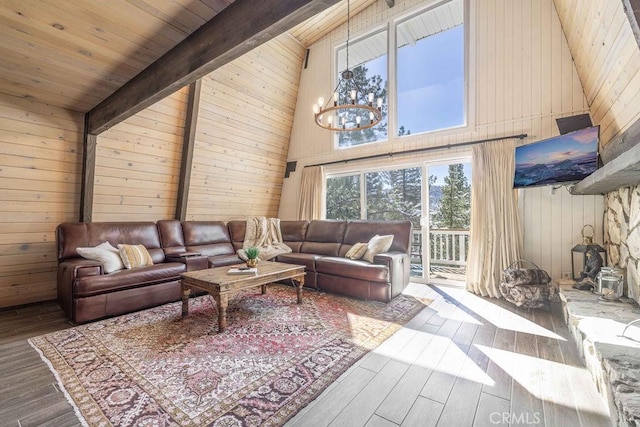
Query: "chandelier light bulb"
309 0 382 132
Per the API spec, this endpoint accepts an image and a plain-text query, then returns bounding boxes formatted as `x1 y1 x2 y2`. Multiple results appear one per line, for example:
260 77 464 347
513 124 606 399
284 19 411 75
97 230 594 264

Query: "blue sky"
355 25 465 137
397 25 465 135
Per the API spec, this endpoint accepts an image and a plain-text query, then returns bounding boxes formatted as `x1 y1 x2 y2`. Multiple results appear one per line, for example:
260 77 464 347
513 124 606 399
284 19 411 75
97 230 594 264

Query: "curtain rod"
305 133 527 168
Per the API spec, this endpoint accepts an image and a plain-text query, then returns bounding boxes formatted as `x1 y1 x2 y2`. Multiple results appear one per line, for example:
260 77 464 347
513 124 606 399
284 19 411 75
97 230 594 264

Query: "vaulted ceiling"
0 0 377 113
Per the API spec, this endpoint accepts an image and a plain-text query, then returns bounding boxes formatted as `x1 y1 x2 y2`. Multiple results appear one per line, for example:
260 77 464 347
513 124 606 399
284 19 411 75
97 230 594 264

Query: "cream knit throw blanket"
237 217 292 261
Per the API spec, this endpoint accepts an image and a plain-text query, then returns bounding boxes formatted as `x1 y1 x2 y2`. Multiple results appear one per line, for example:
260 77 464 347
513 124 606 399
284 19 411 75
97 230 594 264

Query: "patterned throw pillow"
345 242 368 260
76 242 125 273
362 234 394 263
118 244 154 269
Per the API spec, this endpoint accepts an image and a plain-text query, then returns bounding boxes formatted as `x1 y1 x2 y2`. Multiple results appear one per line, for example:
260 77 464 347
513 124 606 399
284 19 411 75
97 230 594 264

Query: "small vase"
246 258 258 268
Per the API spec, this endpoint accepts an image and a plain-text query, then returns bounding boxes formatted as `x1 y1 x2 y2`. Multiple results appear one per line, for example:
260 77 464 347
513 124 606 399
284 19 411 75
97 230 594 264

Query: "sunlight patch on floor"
436 287 565 341
372 330 495 386
476 345 610 417
431 301 483 325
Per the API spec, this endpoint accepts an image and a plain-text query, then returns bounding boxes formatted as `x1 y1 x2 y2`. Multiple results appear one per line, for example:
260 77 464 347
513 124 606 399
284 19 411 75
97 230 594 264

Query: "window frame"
394 1 468 138
329 0 471 153
333 25 390 151
323 152 472 222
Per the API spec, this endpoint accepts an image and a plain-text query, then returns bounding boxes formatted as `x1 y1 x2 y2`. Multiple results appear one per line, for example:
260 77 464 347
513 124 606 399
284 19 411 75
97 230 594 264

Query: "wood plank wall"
280 0 604 279
93 88 189 222
0 94 83 308
554 0 640 148
186 34 305 221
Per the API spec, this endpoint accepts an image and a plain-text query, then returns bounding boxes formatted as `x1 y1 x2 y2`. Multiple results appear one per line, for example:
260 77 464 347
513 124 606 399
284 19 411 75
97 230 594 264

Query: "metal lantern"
597 266 624 301
571 225 607 280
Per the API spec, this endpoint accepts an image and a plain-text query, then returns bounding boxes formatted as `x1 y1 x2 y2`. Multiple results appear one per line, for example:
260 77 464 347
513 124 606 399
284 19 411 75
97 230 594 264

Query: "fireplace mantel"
570 141 640 195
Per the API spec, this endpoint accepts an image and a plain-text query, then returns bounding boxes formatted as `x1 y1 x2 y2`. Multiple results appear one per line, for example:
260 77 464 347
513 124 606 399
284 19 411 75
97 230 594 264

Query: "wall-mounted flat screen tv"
513 126 599 189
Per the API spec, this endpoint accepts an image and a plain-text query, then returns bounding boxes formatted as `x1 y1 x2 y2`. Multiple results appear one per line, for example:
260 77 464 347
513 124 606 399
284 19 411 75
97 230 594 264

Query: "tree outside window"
326 175 361 219
336 30 388 148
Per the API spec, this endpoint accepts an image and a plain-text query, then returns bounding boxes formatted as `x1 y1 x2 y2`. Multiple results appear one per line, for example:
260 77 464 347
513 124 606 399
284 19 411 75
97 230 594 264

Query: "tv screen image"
513 126 599 188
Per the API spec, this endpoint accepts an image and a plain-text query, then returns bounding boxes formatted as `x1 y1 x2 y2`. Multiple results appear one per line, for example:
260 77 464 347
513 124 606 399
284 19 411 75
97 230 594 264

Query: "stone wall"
604 185 640 303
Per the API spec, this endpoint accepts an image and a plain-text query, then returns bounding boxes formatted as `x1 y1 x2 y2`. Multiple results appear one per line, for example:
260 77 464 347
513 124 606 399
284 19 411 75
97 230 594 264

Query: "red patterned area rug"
29 285 429 426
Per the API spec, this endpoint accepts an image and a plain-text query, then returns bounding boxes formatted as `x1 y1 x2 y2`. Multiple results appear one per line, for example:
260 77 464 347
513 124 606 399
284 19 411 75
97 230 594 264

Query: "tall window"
336 30 388 148
396 0 465 136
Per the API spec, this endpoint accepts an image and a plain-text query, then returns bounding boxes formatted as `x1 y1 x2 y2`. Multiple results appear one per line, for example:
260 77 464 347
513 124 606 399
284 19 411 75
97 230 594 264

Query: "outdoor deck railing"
411 228 470 268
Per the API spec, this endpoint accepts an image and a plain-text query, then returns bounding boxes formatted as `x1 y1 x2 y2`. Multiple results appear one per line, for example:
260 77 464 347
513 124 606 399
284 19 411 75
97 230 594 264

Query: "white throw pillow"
76 242 125 273
362 234 394 263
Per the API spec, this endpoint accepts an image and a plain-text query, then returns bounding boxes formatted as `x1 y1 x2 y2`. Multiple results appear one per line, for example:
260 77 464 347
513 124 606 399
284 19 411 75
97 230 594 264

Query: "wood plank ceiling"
0 0 377 114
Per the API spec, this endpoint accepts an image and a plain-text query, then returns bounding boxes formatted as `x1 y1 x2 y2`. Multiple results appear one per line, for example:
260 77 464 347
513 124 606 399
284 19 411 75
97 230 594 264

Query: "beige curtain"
466 139 523 298
298 166 324 220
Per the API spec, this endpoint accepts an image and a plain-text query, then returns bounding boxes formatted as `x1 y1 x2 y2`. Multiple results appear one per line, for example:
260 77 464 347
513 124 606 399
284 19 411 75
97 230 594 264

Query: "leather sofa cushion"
276 253 324 272
188 244 235 257
342 220 412 255
74 262 186 297
227 220 246 251
280 221 309 252
86 222 165 264
57 222 166 263
157 219 187 256
57 222 90 261
209 253 243 267
280 221 309 241
300 220 346 256
318 274 391 302
182 221 235 256
316 257 389 283
182 221 231 245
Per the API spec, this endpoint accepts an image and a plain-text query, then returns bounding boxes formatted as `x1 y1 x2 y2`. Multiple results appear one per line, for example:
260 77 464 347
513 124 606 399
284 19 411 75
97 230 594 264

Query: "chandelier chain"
346 0 350 72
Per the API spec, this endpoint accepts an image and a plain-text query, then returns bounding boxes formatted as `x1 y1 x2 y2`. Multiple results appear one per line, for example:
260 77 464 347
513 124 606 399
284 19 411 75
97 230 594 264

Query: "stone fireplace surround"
560 183 640 426
604 184 640 304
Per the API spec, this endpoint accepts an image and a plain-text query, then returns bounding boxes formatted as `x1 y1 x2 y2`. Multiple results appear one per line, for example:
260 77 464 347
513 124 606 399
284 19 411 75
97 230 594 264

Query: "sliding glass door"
325 158 470 284
423 161 471 283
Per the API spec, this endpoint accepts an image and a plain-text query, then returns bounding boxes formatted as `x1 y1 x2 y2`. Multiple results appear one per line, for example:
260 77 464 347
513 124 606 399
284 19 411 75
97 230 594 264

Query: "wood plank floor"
0 283 612 426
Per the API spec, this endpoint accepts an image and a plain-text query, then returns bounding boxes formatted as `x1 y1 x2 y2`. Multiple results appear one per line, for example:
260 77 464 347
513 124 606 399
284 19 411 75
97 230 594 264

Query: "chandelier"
312 0 383 132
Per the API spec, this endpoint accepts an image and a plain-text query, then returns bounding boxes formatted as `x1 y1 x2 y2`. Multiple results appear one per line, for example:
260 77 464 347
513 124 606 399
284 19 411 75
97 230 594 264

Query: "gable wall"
280 0 605 279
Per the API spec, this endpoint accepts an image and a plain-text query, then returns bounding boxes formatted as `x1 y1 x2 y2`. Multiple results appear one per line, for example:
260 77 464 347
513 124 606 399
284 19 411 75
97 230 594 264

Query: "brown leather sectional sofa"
56 219 412 323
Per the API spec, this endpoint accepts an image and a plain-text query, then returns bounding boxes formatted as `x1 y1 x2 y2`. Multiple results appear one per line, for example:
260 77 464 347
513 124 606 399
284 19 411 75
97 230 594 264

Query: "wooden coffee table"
180 261 305 333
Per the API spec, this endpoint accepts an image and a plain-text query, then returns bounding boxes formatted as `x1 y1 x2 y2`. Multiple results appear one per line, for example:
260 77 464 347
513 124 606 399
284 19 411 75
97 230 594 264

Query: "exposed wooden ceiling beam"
86 0 340 135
